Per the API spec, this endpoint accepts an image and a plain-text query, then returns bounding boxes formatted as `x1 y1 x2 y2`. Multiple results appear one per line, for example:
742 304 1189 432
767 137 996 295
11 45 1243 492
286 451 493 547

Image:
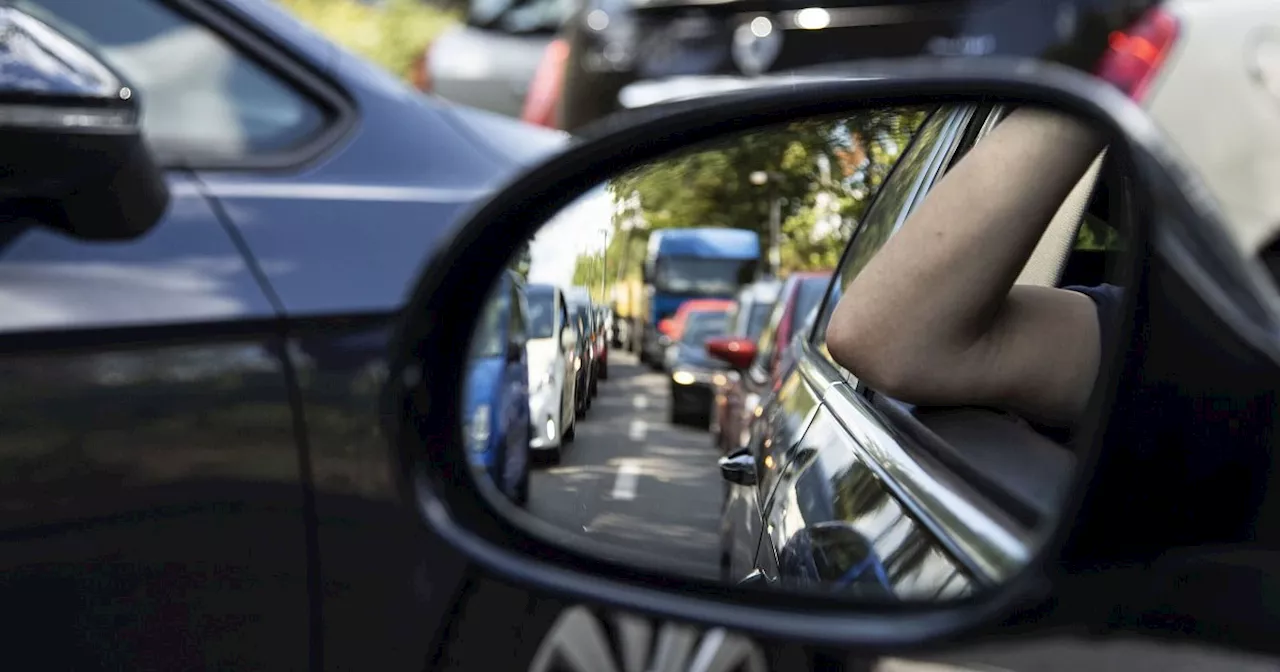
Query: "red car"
707 271 832 455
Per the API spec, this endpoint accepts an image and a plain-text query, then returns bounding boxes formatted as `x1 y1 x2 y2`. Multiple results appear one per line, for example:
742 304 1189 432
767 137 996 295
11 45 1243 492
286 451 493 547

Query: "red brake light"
1093 7 1179 102
522 38 569 128
410 44 433 92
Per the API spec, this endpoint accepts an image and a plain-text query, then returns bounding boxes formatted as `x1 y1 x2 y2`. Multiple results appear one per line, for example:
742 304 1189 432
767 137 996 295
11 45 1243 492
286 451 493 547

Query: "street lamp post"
750 170 783 278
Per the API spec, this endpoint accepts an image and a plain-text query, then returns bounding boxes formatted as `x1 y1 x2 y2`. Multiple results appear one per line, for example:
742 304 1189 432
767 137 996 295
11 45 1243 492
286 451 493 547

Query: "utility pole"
750 170 784 278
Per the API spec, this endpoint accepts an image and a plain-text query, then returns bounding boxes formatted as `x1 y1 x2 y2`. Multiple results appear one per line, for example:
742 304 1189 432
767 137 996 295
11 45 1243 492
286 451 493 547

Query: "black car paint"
1 0 563 667
557 0 1156 130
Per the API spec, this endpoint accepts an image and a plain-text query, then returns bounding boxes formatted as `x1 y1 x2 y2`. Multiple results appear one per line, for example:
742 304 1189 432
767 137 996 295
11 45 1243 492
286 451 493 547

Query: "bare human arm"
825 107 1109 426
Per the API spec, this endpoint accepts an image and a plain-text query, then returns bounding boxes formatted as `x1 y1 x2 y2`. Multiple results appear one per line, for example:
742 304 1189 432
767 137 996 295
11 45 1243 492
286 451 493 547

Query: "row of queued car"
657 272 835 457
465 278 612 505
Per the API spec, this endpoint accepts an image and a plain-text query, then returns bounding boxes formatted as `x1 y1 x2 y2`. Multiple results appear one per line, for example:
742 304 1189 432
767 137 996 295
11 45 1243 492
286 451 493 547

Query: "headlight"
469 405 491 451
672 367 714 385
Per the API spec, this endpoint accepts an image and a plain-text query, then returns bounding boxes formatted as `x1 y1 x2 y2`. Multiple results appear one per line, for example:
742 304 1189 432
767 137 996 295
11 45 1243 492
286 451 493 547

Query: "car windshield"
468 0 570 34
746 302 774 340
654 257 757 295
682 311 728 345
472 290 508 359
526 288 556 338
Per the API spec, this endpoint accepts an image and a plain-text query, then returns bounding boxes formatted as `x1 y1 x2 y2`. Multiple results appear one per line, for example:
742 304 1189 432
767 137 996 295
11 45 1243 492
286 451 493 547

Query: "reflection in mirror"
463 102 1129 601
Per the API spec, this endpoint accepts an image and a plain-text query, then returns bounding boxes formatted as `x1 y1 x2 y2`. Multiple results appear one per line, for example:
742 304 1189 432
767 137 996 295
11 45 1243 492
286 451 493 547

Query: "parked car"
721 101 1115 588
0 0 565 668
564 294 595 415
592 305 611 380
668 307 731 427
525 283 580 462
464 270 532 504
536 0 1157 130
413 0 572 118
708 272 830 456
564 287 600 395
659 298 735 371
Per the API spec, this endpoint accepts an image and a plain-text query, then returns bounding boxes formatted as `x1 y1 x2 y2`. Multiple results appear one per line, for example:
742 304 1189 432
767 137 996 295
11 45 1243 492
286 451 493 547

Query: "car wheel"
600 361 609 380
529 605 771 672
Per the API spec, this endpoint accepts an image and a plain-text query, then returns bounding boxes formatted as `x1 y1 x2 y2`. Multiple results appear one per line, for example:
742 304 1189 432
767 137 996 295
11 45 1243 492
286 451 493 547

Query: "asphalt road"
528 349 724 582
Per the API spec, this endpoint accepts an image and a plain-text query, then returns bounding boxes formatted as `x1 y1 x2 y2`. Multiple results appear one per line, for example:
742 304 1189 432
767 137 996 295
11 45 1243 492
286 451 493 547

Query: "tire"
670 405 689 427
599 361 608 380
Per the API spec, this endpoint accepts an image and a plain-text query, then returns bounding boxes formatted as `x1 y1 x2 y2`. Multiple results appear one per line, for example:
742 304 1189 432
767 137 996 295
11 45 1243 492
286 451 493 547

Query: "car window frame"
33 0 356 171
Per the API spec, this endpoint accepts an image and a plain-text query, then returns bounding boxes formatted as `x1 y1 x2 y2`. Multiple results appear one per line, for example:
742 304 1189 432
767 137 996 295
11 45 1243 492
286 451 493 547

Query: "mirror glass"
462 102 1130 601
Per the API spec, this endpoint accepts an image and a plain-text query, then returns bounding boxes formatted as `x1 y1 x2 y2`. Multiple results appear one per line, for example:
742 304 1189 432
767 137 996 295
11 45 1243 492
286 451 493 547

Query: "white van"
525 283 579 461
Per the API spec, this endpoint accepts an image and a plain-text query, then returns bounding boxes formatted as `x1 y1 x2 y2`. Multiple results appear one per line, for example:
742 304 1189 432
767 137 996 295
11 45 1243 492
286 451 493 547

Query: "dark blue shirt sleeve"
1062 283 1124 352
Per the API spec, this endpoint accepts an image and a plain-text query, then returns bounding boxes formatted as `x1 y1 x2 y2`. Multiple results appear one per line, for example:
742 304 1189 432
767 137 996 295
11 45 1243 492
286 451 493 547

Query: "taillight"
410 44 433 92
522 38 569 128
1093 7 1179 102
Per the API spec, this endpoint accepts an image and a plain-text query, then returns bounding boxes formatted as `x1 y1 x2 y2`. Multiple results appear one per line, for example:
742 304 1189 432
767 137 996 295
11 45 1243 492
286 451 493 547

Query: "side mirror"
0 6 168 240
707 336 757 370
658 318 675 336
559 328 575 352
393 60 1280 656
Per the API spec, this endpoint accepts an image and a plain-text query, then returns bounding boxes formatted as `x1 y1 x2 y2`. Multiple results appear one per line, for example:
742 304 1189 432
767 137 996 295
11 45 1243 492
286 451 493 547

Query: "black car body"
668 309 730 427
567 296 596 414
0 0 564 667
556 0 1156 129
721 103 1118 594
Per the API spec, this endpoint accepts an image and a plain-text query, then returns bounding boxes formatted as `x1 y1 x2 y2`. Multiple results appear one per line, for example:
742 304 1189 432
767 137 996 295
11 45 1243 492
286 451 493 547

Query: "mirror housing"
559 328 575 352
707 336 757 370
0 6 168 241
389 59 1280 655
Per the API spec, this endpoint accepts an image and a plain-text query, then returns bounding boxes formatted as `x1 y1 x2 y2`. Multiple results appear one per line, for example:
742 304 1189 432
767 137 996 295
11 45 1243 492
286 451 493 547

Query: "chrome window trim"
821 382 1032 584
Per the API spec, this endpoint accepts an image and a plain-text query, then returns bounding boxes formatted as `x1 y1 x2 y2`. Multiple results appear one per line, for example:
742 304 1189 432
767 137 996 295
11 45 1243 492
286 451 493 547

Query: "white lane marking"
632 394 649 409
611 461 641 500
628 419 647 441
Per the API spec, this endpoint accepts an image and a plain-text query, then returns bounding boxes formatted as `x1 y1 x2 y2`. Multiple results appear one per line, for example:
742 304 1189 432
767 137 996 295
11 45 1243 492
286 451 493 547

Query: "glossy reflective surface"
462 103 1128 602
0 6 123 100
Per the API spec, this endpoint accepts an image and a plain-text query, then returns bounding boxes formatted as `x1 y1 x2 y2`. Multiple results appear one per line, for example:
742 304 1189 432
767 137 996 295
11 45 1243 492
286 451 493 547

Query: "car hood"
465 357 504 410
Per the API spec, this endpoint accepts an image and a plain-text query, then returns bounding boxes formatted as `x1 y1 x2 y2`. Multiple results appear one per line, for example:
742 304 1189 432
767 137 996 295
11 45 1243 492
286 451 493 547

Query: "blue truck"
635 228 762 369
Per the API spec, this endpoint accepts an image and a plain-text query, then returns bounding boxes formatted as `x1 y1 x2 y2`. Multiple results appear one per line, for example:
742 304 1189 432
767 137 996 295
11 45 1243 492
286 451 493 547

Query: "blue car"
465 271 533 505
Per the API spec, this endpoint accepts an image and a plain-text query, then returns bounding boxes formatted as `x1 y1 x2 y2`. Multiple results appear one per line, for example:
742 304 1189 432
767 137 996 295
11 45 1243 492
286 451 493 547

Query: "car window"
508 281 527 346
527 289 556 338
792 279 828 337
23 0 329 162
811 106 955 369
682 311 728 345
746 302 774 340
472 285 508 359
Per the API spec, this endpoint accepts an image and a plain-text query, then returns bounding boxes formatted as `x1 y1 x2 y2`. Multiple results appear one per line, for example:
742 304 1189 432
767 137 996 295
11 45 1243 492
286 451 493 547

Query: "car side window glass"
23 0 329 162
753 289 789 377
509 282 527 346
810 107 954 370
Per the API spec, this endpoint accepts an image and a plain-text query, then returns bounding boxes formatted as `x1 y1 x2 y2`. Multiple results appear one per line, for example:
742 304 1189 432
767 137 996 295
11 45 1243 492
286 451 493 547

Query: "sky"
527 185 615 289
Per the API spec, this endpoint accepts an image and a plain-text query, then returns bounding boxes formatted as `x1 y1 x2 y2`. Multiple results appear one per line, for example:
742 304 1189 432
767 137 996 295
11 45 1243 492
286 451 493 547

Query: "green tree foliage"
509 239 532 281
278 0 456 81
583 107 932 285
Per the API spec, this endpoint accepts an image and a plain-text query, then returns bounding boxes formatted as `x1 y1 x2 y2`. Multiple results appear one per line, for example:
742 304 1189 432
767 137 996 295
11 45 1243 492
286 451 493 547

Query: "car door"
0 6 309 669
503 276 532 487
721 357 822 581
761 404 980 598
